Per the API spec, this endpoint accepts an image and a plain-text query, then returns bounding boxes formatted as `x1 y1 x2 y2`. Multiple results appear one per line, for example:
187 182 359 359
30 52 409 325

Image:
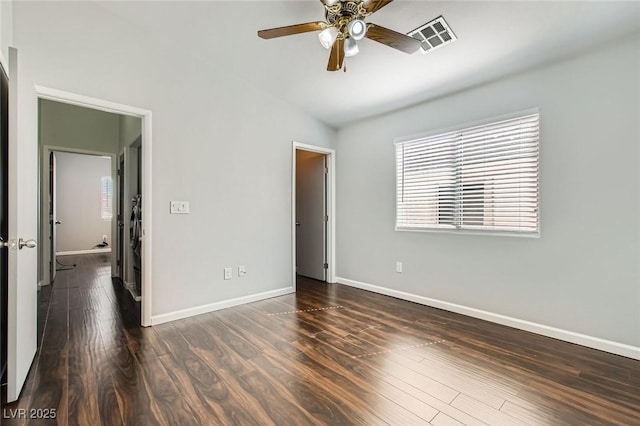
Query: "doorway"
49 152 57 284
117 138 142 302
48 150 114 263
36 87 152 327
292 142 336 288
117 154 125 281
296 150 327 281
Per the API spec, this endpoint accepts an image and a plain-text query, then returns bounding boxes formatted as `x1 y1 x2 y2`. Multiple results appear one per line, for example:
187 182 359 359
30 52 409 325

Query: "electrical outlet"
224 267 232 280
238 265 246 277
396 261 403 273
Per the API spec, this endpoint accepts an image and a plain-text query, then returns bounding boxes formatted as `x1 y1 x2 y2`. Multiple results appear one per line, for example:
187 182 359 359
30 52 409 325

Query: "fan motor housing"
326 1 366 25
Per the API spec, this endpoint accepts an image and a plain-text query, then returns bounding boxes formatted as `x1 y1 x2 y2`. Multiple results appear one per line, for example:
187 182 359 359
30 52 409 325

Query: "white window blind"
396 111 539 235
101 176 113 220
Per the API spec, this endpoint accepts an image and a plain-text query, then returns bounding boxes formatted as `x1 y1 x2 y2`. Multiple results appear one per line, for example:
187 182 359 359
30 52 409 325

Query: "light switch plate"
170 201 189 214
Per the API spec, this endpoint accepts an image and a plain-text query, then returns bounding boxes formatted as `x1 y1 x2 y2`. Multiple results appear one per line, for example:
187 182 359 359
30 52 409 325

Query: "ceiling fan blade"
258 22 327 39
327 38 345 71
366 24 421 54
364 0 394 15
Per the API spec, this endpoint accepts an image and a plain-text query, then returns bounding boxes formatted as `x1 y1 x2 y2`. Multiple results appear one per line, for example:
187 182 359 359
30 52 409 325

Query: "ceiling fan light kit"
258 0 421 72
319 26 339 49
348 19 367 40
344 36 360 57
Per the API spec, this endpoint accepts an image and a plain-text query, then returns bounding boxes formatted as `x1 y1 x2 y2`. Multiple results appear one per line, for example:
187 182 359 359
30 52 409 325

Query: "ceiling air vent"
408 16 457 54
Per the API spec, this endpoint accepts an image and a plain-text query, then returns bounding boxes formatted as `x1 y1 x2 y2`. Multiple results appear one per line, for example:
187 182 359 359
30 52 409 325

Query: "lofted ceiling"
96 1 640 128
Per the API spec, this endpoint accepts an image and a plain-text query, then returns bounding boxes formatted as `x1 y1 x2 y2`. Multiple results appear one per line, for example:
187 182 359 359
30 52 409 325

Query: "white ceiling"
97 1 640 128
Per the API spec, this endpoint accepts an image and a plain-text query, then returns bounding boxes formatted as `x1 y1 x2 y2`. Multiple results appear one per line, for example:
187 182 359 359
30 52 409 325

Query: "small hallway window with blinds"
101 176 113 220
395 109 539 236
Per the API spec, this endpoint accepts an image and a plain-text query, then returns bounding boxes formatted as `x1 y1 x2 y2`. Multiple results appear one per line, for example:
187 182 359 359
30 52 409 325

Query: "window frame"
394 108 540 238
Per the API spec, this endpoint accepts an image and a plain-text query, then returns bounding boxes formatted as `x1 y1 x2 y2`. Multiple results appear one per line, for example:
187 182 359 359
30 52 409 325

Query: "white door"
50 152 57 282
0 47 9 385
7 47 38 402
295 150 326 281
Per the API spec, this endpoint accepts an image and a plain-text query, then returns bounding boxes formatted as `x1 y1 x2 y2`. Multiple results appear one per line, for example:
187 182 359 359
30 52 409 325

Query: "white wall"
336 33 640 354
40 99 121 152
0 0 12 69
13 2 335 320
54 152 111 253
119 114 141 152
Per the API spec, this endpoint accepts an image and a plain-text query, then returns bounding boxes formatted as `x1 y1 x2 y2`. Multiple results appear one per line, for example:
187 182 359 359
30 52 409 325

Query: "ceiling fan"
257 0 421 72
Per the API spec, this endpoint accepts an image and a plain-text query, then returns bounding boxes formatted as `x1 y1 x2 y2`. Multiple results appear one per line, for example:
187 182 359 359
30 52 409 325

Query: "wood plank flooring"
2 253 639 425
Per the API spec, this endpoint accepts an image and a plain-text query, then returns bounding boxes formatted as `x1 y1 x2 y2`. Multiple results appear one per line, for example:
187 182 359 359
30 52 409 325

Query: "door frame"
49 151 56 284
41 147 116 283
35 86 153 327
117 141 142 301
291 142 336 289
117 153 125 281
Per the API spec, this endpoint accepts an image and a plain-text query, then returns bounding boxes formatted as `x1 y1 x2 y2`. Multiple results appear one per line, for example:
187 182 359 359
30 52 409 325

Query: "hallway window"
101 176 113 220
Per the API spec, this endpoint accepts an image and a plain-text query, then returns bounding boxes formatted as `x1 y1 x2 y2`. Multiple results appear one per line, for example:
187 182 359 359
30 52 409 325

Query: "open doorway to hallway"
292 143 336 287
295 150 328 282
38 99 144 329
49 151 114 280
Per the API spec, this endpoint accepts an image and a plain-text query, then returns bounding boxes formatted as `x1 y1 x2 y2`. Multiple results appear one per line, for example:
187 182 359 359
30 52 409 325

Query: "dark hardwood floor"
2 253 639 425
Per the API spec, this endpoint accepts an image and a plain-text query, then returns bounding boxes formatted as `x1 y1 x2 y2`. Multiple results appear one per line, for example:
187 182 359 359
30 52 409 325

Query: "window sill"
395 226 540 239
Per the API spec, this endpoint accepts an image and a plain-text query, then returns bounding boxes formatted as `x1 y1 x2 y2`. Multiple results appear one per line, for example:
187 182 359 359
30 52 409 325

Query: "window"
101 176 113 220
396 110 539 236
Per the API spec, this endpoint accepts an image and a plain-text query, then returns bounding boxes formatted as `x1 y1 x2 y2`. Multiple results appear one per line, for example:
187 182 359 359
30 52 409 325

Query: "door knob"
55 221 61 225
1 237 17 250
296 222 301 226
18 238 37 250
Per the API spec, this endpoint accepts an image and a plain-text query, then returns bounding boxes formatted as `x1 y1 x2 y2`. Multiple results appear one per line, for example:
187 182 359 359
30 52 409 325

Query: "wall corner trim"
150 287 295 326
336 277 640 361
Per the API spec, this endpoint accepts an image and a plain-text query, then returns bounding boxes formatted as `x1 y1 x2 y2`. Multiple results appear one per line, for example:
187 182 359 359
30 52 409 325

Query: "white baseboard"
123 280 142 302
336 277 640 361
151 286 295 325
57 248 111 256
